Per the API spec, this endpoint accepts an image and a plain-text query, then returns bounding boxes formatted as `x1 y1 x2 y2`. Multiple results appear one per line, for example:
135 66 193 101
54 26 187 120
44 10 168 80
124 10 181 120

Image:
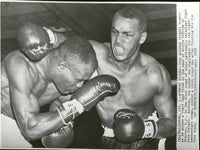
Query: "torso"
1 51 60 118
91 41 162 128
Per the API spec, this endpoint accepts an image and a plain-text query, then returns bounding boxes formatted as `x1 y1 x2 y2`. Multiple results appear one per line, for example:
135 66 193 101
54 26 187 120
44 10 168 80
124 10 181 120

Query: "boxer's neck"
114 50 141 72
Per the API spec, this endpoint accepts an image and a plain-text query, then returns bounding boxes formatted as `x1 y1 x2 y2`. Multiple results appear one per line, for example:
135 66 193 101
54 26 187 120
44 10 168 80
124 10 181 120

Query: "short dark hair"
115 7 147 32
56 35 97 69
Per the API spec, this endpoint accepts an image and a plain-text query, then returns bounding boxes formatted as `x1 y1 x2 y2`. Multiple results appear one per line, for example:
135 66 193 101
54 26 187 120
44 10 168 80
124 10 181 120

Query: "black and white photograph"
0 1 199 150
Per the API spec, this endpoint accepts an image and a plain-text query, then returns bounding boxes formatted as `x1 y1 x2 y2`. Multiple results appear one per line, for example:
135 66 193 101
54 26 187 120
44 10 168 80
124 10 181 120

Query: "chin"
114 55 126 62
58 89 70 95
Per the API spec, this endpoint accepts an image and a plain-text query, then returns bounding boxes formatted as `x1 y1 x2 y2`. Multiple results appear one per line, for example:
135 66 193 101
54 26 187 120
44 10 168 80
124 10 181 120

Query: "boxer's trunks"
1 113 32 148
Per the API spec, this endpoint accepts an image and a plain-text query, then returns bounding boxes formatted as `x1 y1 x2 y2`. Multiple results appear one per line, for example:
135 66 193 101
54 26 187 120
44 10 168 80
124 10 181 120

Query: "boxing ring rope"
171 80 177 87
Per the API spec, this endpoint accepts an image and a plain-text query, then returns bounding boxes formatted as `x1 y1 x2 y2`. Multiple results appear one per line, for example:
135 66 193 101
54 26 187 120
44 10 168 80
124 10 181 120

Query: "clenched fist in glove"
113 109 158 143
57 74 120 126
17 22 56 61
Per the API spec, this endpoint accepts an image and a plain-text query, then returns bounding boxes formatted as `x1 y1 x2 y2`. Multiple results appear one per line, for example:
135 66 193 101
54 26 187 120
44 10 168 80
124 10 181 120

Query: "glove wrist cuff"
63 99 84 114
56 108 73 126
142 119 158 139
43 26 57 45
102 124 115 137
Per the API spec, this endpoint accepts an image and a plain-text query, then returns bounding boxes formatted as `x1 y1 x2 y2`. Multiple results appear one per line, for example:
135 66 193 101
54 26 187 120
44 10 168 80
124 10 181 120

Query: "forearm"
155 118 176 139
23 109 67 140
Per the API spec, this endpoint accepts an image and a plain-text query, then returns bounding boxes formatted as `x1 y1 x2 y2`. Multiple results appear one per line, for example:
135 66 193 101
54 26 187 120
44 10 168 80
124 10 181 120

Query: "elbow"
22 118 41 141
23 129 41 141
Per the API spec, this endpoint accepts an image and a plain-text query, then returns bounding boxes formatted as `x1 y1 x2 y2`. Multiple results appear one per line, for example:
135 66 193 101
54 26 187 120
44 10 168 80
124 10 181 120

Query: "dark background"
1 2 177 149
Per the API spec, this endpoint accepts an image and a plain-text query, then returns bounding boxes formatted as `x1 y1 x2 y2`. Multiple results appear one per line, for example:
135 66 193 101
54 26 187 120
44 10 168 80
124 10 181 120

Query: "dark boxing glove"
57 74 120 126
41 100 74 148
41 123 74 148
113 109 158 143
17 22 56 61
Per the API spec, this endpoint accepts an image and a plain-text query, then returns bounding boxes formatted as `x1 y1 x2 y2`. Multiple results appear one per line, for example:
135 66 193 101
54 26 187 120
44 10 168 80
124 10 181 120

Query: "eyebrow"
112 27 136 34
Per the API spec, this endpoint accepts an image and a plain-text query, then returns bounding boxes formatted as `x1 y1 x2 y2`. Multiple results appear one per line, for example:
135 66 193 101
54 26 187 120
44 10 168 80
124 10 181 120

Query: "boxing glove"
57 74 120 125
113 109 158 143
41 100 74 148
41 122 74 148
17 22 56 61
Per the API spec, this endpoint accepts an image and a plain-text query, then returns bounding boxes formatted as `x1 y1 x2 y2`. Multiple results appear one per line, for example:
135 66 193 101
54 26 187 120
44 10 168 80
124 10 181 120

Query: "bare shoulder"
142 53 171 90
3 51 38 90
4 51 31 72
89 40 110 59
3 51 26 70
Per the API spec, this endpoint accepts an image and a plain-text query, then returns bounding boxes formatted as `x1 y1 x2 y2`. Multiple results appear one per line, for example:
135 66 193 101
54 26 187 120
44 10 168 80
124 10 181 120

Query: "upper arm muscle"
152 65 176 120
6 58 40 131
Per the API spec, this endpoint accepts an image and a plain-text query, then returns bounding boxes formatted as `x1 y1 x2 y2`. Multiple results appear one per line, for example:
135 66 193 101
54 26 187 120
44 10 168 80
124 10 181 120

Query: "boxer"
92 7 176 149
1 35 120 148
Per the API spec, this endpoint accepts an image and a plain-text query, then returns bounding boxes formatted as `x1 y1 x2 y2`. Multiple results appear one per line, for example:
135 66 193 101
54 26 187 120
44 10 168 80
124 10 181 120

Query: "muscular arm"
6 58 66 141
153 65 176 139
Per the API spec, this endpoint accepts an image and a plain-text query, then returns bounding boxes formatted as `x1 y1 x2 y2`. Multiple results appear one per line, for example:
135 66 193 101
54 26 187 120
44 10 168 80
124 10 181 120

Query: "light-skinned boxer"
92 7 176 149
1 35 120 148
17 7 176 149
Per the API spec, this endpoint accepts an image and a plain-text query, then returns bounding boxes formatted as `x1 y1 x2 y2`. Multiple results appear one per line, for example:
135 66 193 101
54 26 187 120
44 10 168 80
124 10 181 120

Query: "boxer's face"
54 63 95 94
21 44 48 61
111 14 147 62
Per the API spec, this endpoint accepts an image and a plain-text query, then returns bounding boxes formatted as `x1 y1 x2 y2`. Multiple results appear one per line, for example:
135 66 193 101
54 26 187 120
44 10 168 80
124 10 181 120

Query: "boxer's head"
111 7 147 62
49 35 97 94
17 22 51 61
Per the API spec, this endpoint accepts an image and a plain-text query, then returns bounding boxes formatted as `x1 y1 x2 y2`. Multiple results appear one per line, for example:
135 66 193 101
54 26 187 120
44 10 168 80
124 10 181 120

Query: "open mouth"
114 46 125 56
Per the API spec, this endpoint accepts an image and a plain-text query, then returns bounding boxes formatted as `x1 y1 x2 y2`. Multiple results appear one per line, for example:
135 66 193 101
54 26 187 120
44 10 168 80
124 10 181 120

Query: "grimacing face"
111 14 147 62
54 63 95 94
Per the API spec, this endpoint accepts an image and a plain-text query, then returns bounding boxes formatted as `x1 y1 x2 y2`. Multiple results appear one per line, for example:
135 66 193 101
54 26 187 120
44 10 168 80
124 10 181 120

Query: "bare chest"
98 58 155 105
102 74 156 107
96 68 156 127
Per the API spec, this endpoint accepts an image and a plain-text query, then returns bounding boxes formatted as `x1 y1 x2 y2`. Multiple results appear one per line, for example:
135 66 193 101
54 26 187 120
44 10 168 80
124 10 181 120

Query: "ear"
57 61 67 71
139 32 147 44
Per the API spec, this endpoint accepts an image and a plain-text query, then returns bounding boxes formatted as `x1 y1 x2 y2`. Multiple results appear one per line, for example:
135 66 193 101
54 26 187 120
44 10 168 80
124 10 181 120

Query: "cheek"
111 36 115 45
57 76 69 88
126 38 140 50
124 40 134 52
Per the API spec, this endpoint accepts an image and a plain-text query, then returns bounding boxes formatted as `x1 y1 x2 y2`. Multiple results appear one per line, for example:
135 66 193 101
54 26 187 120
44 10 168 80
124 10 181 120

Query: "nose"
76 81 84 88
115 33 124 44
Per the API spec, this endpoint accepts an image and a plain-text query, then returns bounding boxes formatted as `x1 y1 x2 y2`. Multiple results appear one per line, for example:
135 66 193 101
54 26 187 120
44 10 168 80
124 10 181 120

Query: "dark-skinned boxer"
1 35 120 148
16 7 176 149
